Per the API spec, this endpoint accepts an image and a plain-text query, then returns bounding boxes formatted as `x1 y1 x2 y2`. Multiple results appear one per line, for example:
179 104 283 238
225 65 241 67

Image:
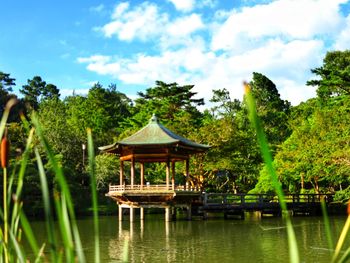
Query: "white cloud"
167 0 195 12
334 14 350 50
166 14 204 37
101 2 168 41
80 0 350 106
211 0 345 52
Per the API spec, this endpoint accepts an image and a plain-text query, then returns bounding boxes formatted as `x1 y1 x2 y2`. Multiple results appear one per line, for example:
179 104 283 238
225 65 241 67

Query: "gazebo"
99 114 209 221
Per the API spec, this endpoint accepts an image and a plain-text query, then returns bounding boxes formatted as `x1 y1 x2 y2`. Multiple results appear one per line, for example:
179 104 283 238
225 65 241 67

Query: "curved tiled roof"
99 114 209 152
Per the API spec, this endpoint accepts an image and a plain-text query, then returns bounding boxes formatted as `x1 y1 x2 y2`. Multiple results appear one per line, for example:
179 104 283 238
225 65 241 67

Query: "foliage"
249 72 291 153
307 50 350 101
20 76 60 110
95 153 119 191
122 81 204 136
271 96 350 195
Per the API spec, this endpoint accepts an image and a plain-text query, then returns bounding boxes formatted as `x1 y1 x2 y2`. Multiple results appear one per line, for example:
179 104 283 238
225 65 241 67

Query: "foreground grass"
244 81 350 263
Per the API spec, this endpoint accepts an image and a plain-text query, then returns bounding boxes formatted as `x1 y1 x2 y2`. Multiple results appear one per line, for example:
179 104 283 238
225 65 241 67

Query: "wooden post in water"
130 206 135 222
140 207 144 221
165 207 171 222
118 205 123 221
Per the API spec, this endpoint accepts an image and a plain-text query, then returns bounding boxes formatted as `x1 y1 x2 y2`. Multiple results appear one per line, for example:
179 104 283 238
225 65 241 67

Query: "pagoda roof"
99 114 210 154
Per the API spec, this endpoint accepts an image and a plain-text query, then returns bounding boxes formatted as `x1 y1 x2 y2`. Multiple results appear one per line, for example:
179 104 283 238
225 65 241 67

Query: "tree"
123 81 204 137
265 96 350 196
249 72 291 154
210 88 241 119
65 83 132 146
0 72 16 115
20 76 60 109
307 50 350 100
95 153 119 191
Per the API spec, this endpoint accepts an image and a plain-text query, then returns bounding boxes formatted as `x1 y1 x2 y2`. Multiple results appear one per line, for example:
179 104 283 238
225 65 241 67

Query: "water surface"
30 214 347 262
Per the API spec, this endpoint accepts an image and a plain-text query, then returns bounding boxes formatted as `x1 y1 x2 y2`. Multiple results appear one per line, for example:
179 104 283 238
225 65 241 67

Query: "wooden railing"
203 193 334 206
109 184 200 192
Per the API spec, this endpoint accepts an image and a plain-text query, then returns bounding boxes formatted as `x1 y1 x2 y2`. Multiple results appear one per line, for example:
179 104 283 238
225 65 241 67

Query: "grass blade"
321 198 334 254
87 128 100 263
32 114 86 263
53 191 74 262
10 128 34 236
333 214 350 262
244 82 299 263
35 148 58 262
9 230 25 263
19 211 40 257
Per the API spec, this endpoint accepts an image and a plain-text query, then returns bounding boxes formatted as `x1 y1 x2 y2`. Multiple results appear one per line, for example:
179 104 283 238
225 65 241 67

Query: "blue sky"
1 0 350 106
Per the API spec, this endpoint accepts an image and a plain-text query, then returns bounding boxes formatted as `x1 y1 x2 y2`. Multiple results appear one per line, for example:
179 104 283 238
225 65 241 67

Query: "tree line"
1 50 350 215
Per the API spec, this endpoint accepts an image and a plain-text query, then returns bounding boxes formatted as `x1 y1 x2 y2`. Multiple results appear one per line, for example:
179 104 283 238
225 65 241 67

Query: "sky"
1 0 350 106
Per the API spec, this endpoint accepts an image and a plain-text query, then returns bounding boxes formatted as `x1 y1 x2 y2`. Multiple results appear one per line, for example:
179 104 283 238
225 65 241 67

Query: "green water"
30 214 348 262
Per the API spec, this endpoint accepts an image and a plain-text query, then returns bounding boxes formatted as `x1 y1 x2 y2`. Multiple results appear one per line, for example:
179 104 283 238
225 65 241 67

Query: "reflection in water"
27 214 349 262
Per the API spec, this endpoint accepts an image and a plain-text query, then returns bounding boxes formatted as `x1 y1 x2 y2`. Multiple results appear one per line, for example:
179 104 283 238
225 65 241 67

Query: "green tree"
0 71 16 115
249 72 291 153
266 96 350 195
95 153 119 191
123 81 204 137
307 50 350 100
20 76 60 110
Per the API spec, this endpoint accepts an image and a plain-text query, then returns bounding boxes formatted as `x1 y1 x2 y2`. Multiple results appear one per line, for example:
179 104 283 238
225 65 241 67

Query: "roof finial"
150 113 158 123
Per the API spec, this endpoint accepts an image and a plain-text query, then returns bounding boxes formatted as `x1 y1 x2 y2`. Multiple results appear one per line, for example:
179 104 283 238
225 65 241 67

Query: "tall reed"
0 99 102 262
244 82 299 263
245 81 350 262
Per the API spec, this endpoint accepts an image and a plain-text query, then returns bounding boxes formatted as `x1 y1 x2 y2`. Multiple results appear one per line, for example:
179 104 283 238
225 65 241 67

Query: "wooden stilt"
165 207 171 222
130 207 135 222
140 207 144 220
118 205 123 221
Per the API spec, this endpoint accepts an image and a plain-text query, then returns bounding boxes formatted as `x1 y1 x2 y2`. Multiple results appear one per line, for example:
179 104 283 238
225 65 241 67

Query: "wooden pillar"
120 160 124 186
171 161 175 190
130 207 135 222
140 207 144 221
165 207 171 222
118 205 123 221
185 159 189 190
166 159 170 190
131 157 135 189
140 162 144 190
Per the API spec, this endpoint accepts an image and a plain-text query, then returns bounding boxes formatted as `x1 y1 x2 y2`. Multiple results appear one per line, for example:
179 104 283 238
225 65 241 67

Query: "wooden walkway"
199 193 334 217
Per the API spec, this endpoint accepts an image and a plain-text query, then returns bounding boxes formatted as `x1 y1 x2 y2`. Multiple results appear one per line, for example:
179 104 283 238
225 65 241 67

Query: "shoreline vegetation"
1 50 350 261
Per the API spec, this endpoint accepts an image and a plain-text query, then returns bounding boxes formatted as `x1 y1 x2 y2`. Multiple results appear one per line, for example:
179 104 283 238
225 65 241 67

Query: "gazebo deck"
108 184 201 193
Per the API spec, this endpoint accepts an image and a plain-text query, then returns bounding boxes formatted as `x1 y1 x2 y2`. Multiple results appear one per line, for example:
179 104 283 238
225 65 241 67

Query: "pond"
30 213 348 262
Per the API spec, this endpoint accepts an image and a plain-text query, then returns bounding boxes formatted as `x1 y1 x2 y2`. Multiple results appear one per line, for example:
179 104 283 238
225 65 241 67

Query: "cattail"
243 81 251 94
1 128 9 169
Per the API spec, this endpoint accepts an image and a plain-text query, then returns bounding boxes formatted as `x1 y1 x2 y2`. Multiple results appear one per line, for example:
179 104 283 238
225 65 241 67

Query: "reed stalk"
244 82 299 263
